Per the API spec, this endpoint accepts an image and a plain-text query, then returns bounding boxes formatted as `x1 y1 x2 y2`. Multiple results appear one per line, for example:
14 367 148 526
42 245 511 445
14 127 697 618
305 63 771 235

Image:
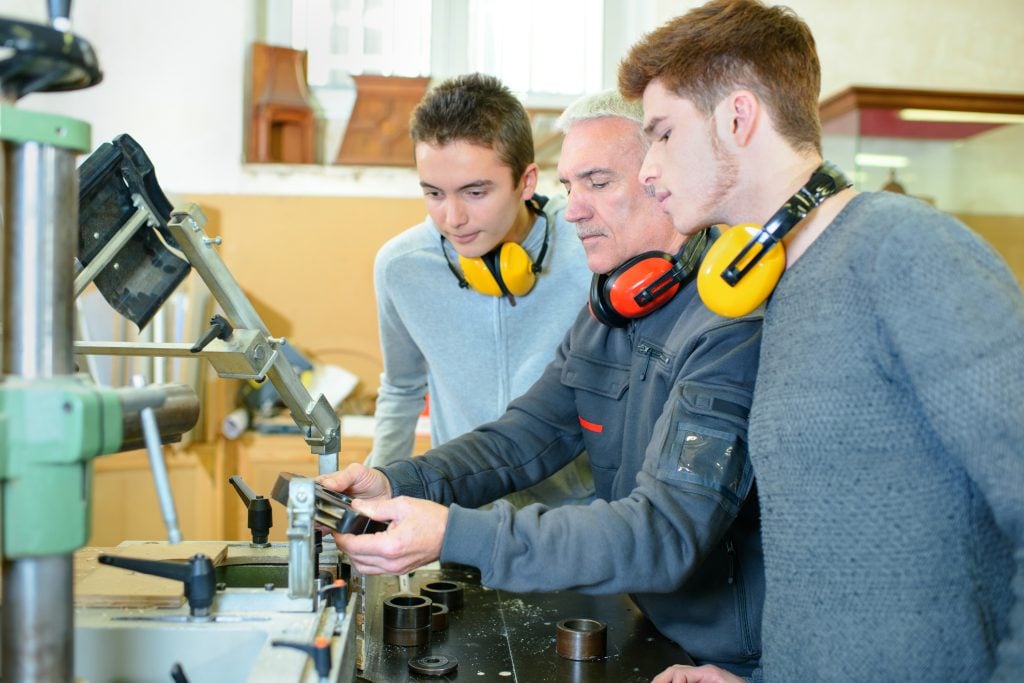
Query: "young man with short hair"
369 73 594 509
619 2 1024 681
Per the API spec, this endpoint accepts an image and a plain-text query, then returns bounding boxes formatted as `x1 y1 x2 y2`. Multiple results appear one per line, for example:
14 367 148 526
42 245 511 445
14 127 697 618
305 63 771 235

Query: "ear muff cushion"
697 224 785 317
498 242 536 296
589 274 628 327
458 253 503 297
606 252 677 319
458 243 536 298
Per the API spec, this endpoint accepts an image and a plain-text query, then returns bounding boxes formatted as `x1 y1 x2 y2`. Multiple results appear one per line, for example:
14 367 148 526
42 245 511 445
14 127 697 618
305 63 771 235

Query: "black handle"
272 637 332 678
320 579 348 613
170 662 191 683
98 553 216 617
228 475 273 546
190 314 233 353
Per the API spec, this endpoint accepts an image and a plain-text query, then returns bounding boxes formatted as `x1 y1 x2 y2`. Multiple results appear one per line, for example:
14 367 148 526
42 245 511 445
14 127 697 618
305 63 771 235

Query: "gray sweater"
750 192 1024 681
369 196 594 508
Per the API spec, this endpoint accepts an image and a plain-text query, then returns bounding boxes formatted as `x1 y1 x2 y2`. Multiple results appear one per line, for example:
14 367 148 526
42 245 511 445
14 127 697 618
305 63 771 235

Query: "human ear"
719 90 759 147
519 163 540 199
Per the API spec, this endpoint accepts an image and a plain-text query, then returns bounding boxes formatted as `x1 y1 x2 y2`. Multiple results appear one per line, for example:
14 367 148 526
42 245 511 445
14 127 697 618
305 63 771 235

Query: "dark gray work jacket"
383 279 764 675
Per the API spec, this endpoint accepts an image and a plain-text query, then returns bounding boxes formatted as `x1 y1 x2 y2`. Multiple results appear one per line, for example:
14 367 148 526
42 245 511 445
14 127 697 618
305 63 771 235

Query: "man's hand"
652 664 746 683
317 463 392 501
333 496 449 575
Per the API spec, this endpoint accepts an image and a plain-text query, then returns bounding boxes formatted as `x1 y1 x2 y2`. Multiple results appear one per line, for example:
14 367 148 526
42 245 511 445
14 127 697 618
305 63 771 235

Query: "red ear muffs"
590 251 679 328
589 229 710 328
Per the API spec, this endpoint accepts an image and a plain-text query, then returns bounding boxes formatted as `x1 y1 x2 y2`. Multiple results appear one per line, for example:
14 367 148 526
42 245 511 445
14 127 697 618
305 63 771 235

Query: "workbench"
358 566 693 682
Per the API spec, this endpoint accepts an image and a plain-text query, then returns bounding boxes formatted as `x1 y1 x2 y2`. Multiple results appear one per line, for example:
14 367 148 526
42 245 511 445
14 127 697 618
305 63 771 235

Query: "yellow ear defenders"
697 161 852 317
442 198 550 306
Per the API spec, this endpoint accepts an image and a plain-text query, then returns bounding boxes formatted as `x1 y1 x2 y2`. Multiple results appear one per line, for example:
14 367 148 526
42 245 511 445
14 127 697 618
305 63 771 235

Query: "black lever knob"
98 553 216 617
272 636 332 679
190 314 233 353
228 475 273 546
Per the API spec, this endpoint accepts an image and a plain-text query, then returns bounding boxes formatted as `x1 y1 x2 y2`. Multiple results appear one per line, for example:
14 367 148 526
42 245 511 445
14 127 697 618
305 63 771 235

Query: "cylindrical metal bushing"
430 602 450 632
555 618 608 661
383 594 433 630
420 580 464 610
383 624 431 647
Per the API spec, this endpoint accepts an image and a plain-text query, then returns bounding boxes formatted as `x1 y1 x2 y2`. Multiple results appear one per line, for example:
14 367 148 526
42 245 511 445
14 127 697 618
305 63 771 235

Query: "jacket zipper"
726 539 756 654
636 341 668 381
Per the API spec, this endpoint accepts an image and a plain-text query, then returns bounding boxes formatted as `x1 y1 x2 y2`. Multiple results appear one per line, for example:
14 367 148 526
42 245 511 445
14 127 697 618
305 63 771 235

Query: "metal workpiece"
556 618 608 661
408 653 458 677
383 594 433 630
419 580 464 610
429 603 449 632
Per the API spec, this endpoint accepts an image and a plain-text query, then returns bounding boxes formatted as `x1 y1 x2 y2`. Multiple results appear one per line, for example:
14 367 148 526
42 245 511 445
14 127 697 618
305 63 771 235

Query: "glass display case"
820 86 1024 283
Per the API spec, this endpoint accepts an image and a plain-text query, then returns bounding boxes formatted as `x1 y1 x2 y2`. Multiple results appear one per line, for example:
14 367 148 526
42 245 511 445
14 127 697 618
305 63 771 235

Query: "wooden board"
74 541 229 609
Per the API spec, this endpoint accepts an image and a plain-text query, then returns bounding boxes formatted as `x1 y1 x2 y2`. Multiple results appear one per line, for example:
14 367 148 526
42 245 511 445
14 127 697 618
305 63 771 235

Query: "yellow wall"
187 194 428 403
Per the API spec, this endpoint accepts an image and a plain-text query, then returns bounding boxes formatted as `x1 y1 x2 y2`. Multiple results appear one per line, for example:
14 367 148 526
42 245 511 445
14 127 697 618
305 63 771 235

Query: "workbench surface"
358 566 693 682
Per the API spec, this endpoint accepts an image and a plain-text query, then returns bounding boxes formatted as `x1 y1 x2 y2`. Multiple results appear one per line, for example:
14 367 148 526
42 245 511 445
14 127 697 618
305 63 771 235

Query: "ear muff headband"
590 229 710 328
697 161 852 318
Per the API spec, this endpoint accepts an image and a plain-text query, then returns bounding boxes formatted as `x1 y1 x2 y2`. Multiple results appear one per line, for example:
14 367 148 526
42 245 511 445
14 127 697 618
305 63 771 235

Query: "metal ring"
383 624 431 647
420 580 464 610
430 602 449 631
383 594 433 629
409 653 458 676
556 618 607 660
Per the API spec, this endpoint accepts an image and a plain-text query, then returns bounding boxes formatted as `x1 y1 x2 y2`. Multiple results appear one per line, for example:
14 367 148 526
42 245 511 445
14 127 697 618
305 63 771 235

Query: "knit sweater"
750 191 1024 681
368 196 595 508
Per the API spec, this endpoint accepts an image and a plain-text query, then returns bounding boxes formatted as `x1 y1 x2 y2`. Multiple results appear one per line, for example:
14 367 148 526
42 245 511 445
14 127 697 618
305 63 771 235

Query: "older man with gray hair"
320 89 766 676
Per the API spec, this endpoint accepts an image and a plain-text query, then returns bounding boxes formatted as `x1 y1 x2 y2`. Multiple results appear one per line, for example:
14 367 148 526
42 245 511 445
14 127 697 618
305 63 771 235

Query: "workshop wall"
185 193 429 401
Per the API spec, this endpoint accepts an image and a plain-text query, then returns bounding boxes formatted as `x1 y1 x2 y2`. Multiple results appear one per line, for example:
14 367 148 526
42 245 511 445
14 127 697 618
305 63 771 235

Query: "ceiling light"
854 153 909 169
898 109 1024 125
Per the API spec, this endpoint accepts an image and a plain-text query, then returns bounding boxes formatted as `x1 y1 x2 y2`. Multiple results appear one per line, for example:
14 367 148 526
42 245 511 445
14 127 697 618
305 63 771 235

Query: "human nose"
444 199 468 228
639 148 660 188
563 190 590 224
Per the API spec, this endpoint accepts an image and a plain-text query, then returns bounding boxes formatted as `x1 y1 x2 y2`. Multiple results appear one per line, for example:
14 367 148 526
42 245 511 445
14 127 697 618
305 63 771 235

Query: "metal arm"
75 200 341 473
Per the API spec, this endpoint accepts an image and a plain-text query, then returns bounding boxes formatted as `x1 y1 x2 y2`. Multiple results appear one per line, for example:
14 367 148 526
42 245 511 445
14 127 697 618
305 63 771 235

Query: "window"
277 0 654 107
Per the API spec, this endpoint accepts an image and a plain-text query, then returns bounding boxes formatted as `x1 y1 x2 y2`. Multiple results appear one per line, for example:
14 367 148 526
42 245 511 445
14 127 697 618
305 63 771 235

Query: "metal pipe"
1 139 79 682
118 382 201 450
2 141 77 377
1 557 74 682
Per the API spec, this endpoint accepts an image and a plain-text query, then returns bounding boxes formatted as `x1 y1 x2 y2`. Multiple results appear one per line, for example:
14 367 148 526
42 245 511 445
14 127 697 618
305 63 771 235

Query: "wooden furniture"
249 43 317 164
336 75 430 166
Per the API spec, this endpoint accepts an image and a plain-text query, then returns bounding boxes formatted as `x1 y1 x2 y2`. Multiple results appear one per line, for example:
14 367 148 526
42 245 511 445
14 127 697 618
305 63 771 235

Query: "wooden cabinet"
89 443 222 547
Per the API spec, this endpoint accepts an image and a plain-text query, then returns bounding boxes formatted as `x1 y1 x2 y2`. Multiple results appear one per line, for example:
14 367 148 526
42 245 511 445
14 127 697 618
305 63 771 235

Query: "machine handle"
190 314 233 353
98 553 216 617
228 475 273 546
272 636 332 680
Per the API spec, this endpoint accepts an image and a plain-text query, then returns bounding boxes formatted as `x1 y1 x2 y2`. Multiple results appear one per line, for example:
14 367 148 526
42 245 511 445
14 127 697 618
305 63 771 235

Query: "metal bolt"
295 490 308 503
203 236 222 246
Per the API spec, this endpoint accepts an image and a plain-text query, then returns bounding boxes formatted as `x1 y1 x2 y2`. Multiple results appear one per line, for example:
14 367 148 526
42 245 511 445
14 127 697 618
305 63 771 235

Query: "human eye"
422 188 442 199
465 188 488 199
